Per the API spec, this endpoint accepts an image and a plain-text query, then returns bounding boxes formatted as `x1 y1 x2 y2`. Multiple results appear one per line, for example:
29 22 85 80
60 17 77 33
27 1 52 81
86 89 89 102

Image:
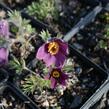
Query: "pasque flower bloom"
36 38 68 67
0 20 9 66
45 68 68 89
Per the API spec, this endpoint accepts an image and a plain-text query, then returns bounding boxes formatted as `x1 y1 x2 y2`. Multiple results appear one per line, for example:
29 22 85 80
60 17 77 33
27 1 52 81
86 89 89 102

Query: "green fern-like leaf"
8 10 35 41
39 29 51 41
22 74 50 94
8 10 35 58
27 0 59 21
63 58 74 72
9 57 23 74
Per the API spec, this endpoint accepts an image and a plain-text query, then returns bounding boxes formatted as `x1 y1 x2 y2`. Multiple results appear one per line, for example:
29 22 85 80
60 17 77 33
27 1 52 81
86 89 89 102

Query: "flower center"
52 70 60 78
48 42 59 55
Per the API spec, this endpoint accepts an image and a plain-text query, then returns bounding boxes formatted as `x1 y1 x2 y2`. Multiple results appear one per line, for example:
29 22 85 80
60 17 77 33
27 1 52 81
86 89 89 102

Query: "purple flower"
0 20 9 66
0 20 9 38
45 68 68 89
36 38 68 67
0 48 8 66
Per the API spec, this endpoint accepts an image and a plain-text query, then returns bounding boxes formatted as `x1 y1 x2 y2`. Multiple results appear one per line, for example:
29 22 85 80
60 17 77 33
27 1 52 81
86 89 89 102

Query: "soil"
70 10 109 71
0 86 29 109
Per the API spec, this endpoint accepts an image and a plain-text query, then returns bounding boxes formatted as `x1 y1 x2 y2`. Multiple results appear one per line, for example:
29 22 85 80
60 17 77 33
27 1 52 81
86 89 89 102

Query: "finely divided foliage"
0 10 68 94
36 30 69 89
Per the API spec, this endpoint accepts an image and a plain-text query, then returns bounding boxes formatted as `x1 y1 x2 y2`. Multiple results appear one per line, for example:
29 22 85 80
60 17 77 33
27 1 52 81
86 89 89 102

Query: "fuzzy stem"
24 67 36 75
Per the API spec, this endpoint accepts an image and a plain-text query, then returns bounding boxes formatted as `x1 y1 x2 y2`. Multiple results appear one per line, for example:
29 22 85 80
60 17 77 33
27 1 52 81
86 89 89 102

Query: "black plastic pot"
63 4 109 68
0 82 39 109
66 7 109 72
63 5 109 107
63 4 103 41
12 44 108 109
69 44 109 109
69 44 107 74
80 79 109 109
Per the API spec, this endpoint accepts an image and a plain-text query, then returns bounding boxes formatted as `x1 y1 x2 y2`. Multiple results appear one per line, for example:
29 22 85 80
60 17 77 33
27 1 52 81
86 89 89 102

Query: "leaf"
8 10 35 58
27 0 59 21
9 57 23 74
39 29 51 41
63 58 74 72
22 74 50 94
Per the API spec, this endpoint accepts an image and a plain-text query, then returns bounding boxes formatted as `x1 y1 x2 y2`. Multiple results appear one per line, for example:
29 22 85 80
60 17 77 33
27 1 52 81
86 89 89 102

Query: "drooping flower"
0 20 9 66
36 38 68 67
45 68 68 89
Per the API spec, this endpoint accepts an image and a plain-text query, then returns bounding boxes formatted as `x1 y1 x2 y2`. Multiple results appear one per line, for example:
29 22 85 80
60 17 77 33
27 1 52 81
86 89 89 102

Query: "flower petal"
0 48 8 65
50 77 57 89
60 73 68 86
36 44 48 60
55 39 68 55
59 43 68 55
44 54 56 67
55 51 66 67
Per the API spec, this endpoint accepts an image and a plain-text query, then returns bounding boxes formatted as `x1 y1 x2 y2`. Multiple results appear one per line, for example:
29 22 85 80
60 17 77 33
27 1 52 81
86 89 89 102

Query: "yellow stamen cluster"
52 70 60 78
48 42 59 55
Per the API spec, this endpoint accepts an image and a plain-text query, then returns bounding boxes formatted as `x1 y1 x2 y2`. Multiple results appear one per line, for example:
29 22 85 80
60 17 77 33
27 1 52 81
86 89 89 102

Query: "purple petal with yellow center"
45 68 68 89
55 51 66 67
36 38 68 67
59 73 68 85
56 39 68 55
50 77 57 89
44 54 56 67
